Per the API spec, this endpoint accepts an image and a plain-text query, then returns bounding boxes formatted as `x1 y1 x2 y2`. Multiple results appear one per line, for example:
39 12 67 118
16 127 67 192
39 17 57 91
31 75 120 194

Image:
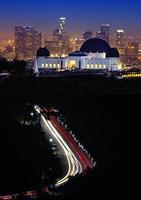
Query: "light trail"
34 105 94 187
47 120 83 183
122 73 141 78
41 115 82 186
41 116 73 185
50 115 92 170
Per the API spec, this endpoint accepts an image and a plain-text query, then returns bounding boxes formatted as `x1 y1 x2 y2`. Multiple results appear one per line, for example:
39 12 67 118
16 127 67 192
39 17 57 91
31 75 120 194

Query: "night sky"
0 0 141 38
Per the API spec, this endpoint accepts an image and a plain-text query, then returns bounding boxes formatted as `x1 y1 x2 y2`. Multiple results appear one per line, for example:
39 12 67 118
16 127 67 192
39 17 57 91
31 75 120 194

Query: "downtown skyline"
0 0 141 39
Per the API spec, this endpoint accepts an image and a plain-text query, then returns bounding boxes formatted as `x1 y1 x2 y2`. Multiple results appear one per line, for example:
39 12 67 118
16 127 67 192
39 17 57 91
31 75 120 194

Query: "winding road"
34 105 95 187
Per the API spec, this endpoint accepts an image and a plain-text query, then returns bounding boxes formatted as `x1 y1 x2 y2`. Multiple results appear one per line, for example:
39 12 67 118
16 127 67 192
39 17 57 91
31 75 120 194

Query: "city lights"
0 18 141 70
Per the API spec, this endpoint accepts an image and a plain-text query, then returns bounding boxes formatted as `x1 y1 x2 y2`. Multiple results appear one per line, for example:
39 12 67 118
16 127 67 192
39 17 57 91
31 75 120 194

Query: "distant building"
45 40 59 56
100 24 110 44
45 17 69 56
3 45 15 61
96 31 102 39
69 37 84 53
83 31 93 41
0 40 15 61
59 17 69 55
126 42 139 61
15 26 41 60
116 30 125 56
45 29 63 56
59 17 66 36
35 38 122 74
53 29 61 42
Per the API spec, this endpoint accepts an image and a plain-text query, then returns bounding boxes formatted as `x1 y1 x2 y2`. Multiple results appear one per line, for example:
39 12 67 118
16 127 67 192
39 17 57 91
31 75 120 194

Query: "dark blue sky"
0 0 141 38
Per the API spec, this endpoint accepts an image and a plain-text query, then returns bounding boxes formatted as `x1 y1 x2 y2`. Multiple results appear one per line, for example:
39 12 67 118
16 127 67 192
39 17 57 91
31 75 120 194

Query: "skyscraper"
100 24 110 44
116 30 125 56
15 26 41 60
83 31 93 41
96 31 102 39
15 26 25 60
59 17 66 36
53 29 61 42
58 17 69 55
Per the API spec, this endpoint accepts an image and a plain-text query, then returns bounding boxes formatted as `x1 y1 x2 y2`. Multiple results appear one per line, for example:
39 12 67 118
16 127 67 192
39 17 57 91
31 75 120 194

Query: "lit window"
118 64 122 70
99 64 102 69
50 64 52 68
54 64 56 68
87 64 90 68
46 64 48 68
91 64 94 68
103 64 106 69
61 54 66 58
95 64 98 68
69 60 76 69
42 64 45 68
58 64 60 68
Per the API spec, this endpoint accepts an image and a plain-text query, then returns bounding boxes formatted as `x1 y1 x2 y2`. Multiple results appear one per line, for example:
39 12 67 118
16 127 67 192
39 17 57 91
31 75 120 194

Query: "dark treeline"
1 75 141 104
0 56 26 74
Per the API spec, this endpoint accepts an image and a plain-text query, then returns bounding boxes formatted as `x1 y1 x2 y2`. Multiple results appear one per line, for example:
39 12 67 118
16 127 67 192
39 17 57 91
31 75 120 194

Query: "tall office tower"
100 24 110 44
53 29 61 42
58 17 69 55
59 17 66 36
116 30 125 56
96 31 102 39
33 30 42 54
83 31 93 41
15 26 41 60
15 26 25 60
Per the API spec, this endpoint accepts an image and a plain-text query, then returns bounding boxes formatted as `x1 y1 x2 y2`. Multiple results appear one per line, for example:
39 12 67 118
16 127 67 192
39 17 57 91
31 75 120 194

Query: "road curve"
34 105 95 187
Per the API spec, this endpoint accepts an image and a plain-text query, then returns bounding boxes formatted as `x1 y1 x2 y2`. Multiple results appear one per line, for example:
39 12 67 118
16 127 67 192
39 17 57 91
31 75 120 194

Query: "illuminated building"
69 38 77 52
45 40 59 56
96 31 102 39
44 17 69 56
83 31 93 41
116 30 125 56
4 45 14 61
15 26 41 60
100 24 110 44
75 37 84 51
59 17 66 36
0 40 15 60
69 37 84 52
138 45 141 61
126 42 139 61
53 29 62 43
46 17 69 56
45 29 62 56
58 17 69 54
35 38 122 74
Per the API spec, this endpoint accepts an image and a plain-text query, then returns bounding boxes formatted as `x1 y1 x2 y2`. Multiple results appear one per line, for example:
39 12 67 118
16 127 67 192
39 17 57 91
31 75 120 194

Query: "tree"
0 56 27 74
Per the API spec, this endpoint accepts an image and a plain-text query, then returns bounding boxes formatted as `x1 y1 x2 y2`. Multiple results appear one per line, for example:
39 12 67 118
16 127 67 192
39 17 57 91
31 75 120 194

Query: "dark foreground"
0 75 141 199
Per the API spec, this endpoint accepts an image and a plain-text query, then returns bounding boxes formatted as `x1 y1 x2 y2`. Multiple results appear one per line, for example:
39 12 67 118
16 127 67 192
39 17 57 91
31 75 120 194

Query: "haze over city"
0 0 141 38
